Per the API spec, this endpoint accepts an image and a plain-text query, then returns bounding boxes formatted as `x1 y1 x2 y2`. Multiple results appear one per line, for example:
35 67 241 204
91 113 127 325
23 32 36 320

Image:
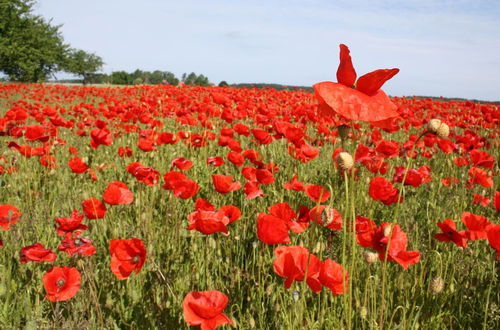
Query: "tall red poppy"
314 44 399 122
369 177 402 205
102 181 134 205
20 243 57 264
461 212 492 240
434 219 468 248
487 225 500 259
305 184 330 203
109 238 146 280
43 267 81 301
183 291 233 330
212 174 241 194
0 204 21 231
81 198 107 219
319 259 348 296
273 245 322 292
58 232 96 257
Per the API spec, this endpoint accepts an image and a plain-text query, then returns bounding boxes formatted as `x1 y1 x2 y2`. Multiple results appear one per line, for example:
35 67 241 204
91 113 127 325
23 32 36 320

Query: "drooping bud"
363 250 379 264
430 276 445 294
427 119 449 138
337 152 354 170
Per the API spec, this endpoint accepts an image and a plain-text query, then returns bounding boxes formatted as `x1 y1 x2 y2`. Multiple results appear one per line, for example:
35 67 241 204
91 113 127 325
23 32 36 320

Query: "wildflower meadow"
0 45 498 329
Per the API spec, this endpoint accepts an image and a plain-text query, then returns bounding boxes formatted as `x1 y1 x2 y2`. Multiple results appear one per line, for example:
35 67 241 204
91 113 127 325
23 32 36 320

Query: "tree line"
57 70 211 86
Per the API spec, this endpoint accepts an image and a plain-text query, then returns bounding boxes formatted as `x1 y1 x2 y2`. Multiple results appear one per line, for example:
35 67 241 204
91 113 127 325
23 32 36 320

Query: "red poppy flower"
283 174 305 191
0 204 21 231
40 155 58 169
172 157 193 170
243 181 264 199
369 177 402 205
434 219 468 248
162 171 199 199
472 194 491 206
126 162 160 186
90 128 112 149
234 123 250 136
441 177 459 186
362 223 420 269
43 266 81 302
469 149 495 169
467 167 493 188
257 213 291 245
376 140 400 158
314 44 399 122
207 156 224 167
24 124 48 142
118 146 133 157
242 149 263 166
273 245 322 292
495 191 500 212
288 143 319 163
355 216 378 247
103 181 134 205
183 291 233 330
309 205 342 230
227 151 245 167
487 225 500 259
68 157 89 174
461 212 492 240
54 210 87 236
256 169 275 185
20 243 57 264
212 174 241 194
58 232 96 257
305 184 330 203
81 198 107 219
251 128 273 145
188 204 240 235
319 259 348 296
109 238 146 280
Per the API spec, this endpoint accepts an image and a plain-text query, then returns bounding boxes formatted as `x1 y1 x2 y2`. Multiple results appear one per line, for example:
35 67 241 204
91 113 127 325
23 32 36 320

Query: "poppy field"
0 46 499 329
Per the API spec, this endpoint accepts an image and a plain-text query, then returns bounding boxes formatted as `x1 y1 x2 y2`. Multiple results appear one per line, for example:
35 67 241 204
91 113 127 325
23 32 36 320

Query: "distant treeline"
51 70 210 86
229 83 313 92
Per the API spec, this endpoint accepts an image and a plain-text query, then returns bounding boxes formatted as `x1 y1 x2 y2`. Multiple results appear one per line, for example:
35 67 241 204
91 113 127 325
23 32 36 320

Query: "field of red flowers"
0 47 499 329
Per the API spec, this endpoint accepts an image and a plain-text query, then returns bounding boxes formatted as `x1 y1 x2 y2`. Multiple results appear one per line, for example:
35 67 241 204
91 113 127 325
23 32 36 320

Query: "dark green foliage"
0 0 68 82
62 49 104 85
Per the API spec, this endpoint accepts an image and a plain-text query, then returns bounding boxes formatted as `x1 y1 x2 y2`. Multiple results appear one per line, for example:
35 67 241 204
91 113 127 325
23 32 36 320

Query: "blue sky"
36 0 500 101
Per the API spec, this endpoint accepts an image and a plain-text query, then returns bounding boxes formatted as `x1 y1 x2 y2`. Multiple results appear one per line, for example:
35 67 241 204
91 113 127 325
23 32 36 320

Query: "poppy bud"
337 152 354 170
363 250 379 264
337 125 350 140
436 123 449 138
319 206 340 228
427 119 449 138
430 276 444 294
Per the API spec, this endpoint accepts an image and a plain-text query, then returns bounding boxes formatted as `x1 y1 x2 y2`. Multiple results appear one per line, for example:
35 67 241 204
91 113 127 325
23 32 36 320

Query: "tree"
0 0 68 82
63 49 104 84
218 81 229 87
109 71 132 85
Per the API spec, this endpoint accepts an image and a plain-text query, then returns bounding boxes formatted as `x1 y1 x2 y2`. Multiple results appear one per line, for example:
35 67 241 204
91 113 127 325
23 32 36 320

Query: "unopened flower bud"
436 123 449 138
363 250 379 264
320 206 336 227
337 152 354 170
427 119 442 133
430 276 445 294
427 119 449 138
